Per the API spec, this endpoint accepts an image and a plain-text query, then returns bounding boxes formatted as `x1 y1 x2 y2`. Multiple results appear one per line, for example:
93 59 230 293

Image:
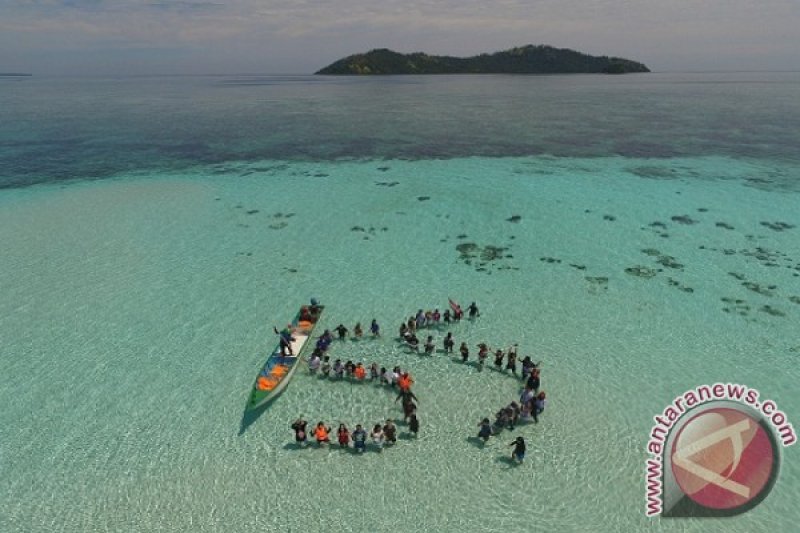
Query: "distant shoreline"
0 73 32 77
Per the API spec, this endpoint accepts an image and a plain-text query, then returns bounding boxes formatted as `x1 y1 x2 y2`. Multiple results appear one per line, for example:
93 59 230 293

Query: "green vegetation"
316 45 649 75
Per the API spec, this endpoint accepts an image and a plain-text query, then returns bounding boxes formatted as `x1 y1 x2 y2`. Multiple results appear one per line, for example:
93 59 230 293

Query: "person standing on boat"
291 417 308 447
275 324 295 357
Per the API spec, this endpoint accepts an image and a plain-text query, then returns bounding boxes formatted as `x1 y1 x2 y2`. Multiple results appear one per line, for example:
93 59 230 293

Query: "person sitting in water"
478 418 493 442
383 419 397 445
424 335 435 355
510 436 526 464
315 422 332 446
443 332 454 353
468 301 480 319
291 417 308 446
354 362 366 380
335 324 348 340
352 424 367 453
337 423 350 448
371 424 385 451
353 322 364 338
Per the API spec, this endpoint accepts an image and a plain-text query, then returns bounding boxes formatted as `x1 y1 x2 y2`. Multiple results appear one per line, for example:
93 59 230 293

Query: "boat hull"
246 305 324 410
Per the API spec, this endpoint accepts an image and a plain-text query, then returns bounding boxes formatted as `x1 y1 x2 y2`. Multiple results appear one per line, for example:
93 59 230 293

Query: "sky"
1 0 799 75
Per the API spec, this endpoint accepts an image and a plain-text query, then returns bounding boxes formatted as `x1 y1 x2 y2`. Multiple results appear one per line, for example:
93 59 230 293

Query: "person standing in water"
493 349 504 371
468 302 480 319
383 419 397 445
352 424 367 453
424 335 435 355
408 414 419 437
370 319 380 337
459 342 469 362
443 332 454 354
291 417 308 447
353 323 364 338
510 436 526 464
371 424 385 451
478 418 493 443
335 324 348 340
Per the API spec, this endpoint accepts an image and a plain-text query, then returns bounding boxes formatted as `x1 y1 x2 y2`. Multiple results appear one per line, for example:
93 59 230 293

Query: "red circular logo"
671 407 775 510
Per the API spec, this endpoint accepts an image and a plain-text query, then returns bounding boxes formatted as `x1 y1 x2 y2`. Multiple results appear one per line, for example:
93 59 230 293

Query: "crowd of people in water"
283 299 545 463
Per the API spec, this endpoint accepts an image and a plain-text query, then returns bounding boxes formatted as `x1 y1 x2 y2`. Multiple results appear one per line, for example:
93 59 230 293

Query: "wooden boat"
246 303 324 410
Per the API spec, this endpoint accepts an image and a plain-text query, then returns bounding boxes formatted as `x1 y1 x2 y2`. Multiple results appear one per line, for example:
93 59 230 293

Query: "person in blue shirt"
370 319 380 337
352 424 367 453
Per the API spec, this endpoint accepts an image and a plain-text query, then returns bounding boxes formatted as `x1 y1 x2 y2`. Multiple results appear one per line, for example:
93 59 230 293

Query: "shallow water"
1 152 798 531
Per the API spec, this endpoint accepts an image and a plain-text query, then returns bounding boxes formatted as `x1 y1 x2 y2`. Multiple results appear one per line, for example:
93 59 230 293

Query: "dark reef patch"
603 215 616 221
742 282 774 297
377 166 391 172
569 264 587 271
667 277 694 293
456 234 468 239
351 226 366 232
759 305 785 317
507 215 522 223
376 181 400 187
417 196 430 201
715 222 735 230
246 209 259 215
456 241 515 274
671 215 698 225
625 266 657 278
540 257 562 264
697 208 709 212
268 222 288 230
789 296 800 305
649 222 667 229
760 221 795 232
628 166 678 179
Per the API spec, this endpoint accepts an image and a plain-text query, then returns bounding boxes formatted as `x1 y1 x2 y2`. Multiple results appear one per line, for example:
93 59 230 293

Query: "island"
316 45 649 75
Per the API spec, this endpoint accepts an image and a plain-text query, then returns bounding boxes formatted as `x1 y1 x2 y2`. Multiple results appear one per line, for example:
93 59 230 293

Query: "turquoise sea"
1 73 799 532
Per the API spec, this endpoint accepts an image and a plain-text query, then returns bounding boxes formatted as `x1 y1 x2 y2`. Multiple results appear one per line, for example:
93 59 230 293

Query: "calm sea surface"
1 73 798 532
